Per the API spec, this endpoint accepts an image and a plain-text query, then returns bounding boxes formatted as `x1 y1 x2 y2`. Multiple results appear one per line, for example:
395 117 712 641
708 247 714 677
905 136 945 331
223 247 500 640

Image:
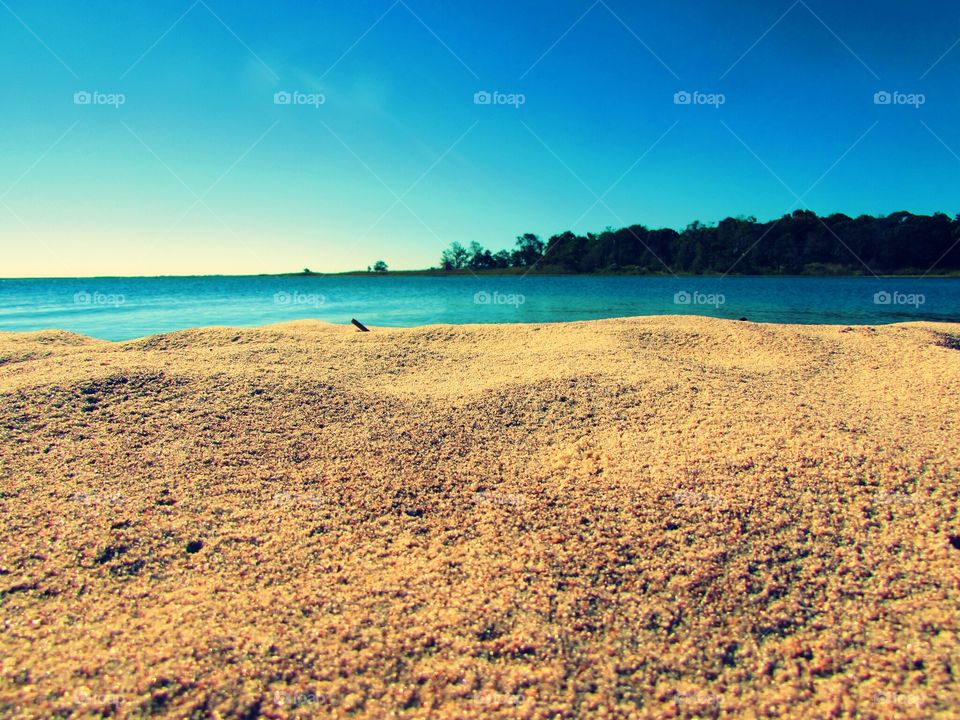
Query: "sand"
1 316 959 719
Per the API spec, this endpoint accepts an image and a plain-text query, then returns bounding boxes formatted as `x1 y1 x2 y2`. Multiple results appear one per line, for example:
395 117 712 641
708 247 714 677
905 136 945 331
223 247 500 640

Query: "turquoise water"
0 276 957 341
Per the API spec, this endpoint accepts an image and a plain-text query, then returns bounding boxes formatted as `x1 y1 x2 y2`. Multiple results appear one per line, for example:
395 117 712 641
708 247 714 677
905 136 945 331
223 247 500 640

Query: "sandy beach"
1 316 959 718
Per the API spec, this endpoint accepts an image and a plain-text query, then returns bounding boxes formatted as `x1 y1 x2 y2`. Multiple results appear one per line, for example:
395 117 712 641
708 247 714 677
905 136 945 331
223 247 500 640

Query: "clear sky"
1 0 958 276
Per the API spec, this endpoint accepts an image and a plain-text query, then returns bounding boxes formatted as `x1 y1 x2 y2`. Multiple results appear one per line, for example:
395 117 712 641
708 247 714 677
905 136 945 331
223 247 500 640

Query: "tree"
429 212 960 276
491 249 512 268
372 260 388 273
467 241 496 270
440 241 470 270
514 233 545 267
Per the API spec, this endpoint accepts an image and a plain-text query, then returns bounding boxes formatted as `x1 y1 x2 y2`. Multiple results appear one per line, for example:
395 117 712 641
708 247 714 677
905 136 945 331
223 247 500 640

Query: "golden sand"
1 317 959 719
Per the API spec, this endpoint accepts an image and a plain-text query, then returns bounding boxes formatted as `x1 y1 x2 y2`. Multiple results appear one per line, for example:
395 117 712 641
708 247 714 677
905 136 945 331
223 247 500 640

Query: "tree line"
438 211 960 274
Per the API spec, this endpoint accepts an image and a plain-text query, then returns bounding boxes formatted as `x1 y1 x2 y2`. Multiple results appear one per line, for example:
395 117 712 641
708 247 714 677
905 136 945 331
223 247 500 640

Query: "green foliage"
439 212 960 274
440 241 470 270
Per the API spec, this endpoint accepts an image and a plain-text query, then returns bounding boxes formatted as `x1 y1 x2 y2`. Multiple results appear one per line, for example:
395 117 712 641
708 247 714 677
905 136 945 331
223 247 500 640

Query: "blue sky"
1 0 958 276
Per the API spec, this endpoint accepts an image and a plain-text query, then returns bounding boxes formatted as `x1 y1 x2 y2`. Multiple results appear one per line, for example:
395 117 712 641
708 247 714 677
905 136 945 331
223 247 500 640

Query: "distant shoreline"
2 270 960 281
319 269 960 279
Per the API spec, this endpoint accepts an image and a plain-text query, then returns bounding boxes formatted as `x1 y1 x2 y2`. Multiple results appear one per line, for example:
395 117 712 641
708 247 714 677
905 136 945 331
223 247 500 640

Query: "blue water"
0 276 957 341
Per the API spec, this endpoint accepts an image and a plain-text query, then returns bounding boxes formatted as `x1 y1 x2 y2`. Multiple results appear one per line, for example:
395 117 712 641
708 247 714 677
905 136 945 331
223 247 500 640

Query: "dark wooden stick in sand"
351 319 370 332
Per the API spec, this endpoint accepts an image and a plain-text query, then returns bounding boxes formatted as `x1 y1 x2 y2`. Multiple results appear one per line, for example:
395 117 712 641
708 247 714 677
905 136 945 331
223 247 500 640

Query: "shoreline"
3 270 960 280
3 315 960 346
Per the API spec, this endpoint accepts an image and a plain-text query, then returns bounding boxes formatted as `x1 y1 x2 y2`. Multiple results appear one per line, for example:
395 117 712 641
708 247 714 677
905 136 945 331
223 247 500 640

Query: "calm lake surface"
0 275 957 341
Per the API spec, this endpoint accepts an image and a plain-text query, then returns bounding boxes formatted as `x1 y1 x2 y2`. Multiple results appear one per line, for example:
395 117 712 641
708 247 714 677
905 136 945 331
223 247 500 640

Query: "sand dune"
1 317 959 718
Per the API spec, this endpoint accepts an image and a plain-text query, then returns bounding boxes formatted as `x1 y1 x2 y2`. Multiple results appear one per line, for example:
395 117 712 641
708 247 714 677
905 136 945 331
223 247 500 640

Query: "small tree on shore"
372 260 389 273
440 242 469 270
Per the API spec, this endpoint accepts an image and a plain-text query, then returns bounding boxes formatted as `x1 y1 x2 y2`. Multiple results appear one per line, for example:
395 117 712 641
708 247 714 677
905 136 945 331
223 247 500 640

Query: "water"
0 275 957 341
